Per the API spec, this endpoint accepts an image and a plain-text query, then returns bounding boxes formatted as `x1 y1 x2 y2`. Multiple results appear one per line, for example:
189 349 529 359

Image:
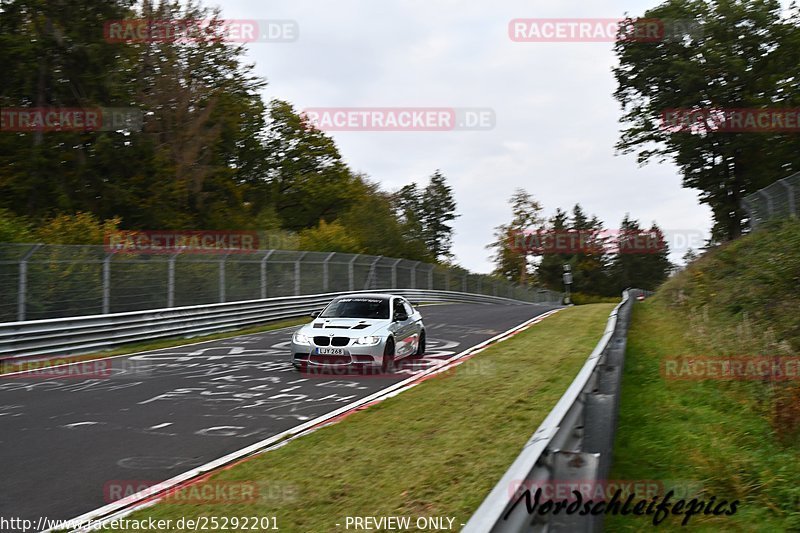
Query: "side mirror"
310 310 321 318
394 312 408 322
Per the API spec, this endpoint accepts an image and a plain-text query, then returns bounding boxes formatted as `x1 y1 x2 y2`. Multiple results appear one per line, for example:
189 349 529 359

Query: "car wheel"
411 330 426 358
382 338 395 373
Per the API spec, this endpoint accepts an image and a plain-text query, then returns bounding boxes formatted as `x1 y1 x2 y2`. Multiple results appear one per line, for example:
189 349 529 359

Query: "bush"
570 291 620 305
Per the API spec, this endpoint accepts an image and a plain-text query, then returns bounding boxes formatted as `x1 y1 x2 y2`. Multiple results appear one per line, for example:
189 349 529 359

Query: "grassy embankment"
609 218 800 531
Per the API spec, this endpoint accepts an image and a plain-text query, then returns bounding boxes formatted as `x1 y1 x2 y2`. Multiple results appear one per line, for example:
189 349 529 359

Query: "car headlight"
293 332 311 345
354 335 381 346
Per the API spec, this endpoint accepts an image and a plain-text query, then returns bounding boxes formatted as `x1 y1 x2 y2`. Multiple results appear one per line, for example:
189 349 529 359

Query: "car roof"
331 293 401 301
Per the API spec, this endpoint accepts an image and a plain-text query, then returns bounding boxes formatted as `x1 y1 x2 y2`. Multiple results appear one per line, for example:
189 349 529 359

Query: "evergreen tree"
609 215 672 291
536 208 570 290
420 170 458 260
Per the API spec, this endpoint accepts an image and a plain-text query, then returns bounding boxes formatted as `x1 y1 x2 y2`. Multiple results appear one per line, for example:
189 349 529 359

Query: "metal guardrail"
464 289 636 533
0 289 550 360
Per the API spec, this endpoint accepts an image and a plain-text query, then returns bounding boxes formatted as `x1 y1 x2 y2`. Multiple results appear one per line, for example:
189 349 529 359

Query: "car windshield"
320 298 389 319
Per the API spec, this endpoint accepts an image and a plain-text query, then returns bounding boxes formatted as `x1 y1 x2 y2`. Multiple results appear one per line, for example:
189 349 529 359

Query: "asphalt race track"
0 302 559 527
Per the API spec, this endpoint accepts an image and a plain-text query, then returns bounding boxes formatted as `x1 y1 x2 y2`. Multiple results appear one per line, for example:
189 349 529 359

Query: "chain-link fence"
742 172 800 229
0 244 562 322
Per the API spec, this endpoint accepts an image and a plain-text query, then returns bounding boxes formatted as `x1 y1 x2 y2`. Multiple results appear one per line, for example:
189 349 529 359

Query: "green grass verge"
110 304 615 532
607 300 800 532
0 317 307 375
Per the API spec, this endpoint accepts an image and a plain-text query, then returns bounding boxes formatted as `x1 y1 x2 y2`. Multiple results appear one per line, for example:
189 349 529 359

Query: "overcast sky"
213 0 714 273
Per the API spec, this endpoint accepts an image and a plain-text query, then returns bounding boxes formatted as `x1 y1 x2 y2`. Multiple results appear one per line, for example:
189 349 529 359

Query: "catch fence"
0 245 562 322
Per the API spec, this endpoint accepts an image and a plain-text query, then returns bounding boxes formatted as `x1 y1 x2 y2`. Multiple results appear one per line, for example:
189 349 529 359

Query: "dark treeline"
488 190 672 296
0 0 458 262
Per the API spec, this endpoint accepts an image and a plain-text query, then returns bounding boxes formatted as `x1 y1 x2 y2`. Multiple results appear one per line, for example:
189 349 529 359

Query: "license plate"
317 347 346 355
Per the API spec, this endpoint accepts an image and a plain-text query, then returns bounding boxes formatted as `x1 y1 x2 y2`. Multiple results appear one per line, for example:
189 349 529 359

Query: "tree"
535 205 611 294
254 100 362 231
393 183 424 243
125 0 269 229
487 189 544 283
36 212 121 245
420 170 458 260
0 1 454 266
393 171 458 261
0 209 33 243
338 180 432 261
613 0 800 241
0 0 272 230
568 206 611 295
535 208 570 289
608 216 672 291
0 0 134 218
299 220 363 254
682 248 698 264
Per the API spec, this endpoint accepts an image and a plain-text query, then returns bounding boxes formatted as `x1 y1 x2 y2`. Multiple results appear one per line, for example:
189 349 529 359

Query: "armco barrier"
0 289 556 360
463 289 636 533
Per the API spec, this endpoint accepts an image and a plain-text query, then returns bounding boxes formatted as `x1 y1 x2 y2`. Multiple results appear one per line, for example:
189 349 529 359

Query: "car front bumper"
291 337 389 370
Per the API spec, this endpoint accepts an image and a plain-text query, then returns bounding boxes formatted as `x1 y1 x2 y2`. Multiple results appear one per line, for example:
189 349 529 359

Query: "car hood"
300 317 389 337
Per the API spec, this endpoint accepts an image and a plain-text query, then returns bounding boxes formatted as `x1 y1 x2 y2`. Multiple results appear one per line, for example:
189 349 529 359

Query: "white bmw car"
291 294 425 373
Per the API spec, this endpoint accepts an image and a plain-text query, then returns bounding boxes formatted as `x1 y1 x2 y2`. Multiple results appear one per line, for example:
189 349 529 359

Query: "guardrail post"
323 252 335 292
260 250 274 300
17 244 41 322
167 253 177 308
348 254 360 291
219 253 229 303
364 256 382 290
476 276 482 294
410 261 419 289
759 189 774 218
780 178 797 217
391 258 401 289
102 253 112 314
295 252 307 296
